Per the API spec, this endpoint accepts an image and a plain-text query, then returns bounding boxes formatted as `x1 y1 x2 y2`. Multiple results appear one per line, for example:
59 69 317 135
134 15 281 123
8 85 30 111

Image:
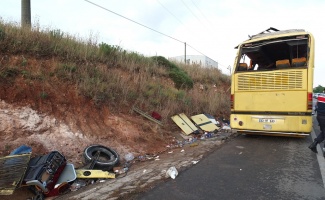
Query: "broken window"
235 35 309 72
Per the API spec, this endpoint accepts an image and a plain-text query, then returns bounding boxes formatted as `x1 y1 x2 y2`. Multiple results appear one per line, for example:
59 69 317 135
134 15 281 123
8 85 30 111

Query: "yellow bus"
230 28 314 137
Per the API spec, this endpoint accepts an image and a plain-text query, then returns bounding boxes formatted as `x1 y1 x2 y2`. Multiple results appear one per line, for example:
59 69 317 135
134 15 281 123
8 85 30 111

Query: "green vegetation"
151 56 193 89
314 85 324 93
0 20 231 120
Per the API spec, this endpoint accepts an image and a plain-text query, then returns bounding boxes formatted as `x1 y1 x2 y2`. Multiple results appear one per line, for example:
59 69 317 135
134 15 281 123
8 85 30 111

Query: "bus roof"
235 28 311 49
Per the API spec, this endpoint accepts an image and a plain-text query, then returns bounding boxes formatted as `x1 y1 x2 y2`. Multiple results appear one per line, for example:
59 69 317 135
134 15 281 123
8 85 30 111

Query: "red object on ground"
151 111 162 120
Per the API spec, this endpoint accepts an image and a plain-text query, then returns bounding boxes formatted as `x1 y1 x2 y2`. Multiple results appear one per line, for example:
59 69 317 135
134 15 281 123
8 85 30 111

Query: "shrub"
151 56 193 89
169 68 193 89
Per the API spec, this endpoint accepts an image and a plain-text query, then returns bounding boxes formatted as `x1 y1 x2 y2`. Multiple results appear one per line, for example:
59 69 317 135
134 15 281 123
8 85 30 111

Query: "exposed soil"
0 56 178 164
0 55 229 200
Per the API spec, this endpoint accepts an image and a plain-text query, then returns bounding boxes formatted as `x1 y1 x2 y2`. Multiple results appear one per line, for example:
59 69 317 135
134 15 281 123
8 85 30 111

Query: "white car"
313 93 319 98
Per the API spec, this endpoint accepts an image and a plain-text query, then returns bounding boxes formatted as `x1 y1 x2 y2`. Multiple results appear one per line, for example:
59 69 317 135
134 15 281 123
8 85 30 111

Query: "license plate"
258 119 276 123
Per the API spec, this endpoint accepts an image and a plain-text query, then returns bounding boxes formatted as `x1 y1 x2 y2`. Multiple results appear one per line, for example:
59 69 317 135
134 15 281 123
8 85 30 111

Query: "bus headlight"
239 121 243 126
302 119 307 124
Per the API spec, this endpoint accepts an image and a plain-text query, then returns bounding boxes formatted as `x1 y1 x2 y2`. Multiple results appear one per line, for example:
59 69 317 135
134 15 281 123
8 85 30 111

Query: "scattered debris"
0 144 121 199
166 166 178 179
171 113 199 135
204 113 220 126
151 111 162 120
172 113 228 140
125 153 135 162
132 107 163 126
192 160 199 165
75 169 115 179
70 180 87 192
191 114 219 132
190 142 199 147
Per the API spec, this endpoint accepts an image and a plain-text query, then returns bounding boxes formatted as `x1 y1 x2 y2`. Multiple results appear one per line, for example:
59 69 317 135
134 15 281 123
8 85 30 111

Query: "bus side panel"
230 114 312 133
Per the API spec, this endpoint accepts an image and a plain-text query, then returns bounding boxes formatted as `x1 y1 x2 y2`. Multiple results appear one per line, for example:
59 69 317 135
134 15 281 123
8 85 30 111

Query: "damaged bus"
230 28 314 137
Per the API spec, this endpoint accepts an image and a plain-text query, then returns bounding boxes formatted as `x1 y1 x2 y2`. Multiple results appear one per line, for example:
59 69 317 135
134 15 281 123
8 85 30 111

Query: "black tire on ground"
83 145 119 170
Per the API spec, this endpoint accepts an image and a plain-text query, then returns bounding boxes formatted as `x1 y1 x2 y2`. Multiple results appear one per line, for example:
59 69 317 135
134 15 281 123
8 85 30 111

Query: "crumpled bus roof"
235 28 308 49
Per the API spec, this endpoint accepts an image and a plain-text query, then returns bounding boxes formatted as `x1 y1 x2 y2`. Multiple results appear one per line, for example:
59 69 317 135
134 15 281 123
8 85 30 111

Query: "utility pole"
184 42 186 64
227 65 231 75
21 0 31 28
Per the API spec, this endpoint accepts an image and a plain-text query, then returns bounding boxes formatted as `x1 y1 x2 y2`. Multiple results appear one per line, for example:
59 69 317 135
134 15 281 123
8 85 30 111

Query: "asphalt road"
135 117 325 200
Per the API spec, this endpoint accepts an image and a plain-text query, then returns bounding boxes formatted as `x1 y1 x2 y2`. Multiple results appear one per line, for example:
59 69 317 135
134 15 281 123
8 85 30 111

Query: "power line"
180 0 202 24
156 0 184 26
186 43 206 57
84 0 184 44
84 0 228 67
190 0 214 27
155 0 200 42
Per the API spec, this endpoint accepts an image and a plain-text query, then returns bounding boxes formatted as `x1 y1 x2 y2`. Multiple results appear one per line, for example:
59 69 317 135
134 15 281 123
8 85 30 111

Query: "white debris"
192 160 199 164
166 166 178 179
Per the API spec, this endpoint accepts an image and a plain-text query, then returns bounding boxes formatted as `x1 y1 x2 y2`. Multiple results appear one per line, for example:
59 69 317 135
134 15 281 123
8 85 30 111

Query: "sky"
0 0 324 87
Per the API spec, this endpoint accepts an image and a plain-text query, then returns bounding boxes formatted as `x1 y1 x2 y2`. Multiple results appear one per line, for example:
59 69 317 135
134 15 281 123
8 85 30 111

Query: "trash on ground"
70 179 87 191
166 166 178 179
171 113 199 135
76 169 116 179
222 125 231 131
125 153 135 162
191 114 219 132
179 133 193 140
132 106 163 126
151 111 162 120
0 144 121 198
204 113 220 126
190 142 199 147
113 166 128 175
192 160 199 164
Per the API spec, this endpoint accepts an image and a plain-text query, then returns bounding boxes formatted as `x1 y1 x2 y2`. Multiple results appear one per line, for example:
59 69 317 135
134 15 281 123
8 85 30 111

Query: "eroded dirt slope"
0 56 175 166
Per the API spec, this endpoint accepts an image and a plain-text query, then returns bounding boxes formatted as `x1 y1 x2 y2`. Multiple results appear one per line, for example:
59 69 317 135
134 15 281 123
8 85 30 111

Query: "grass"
0 19 231 121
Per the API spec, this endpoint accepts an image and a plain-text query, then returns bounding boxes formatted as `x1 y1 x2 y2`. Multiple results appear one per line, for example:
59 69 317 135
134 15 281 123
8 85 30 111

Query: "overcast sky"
0 0 324 87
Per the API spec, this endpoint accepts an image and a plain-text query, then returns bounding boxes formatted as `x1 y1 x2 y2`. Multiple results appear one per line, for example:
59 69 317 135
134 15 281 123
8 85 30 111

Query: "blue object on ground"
9 145 32 155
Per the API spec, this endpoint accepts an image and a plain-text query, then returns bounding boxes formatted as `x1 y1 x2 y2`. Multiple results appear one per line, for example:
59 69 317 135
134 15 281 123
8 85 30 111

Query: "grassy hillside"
0 20 230 123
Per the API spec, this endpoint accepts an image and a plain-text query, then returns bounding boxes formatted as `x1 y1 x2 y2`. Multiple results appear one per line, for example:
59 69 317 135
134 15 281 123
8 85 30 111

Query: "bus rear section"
230 28 314 137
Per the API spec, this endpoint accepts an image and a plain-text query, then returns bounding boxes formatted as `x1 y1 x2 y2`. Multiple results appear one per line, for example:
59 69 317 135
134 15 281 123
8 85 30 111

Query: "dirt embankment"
0 57 176 166
0 97 174 167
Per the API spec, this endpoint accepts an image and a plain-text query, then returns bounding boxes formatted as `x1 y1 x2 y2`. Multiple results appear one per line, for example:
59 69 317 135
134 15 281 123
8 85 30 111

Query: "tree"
313 85 324 93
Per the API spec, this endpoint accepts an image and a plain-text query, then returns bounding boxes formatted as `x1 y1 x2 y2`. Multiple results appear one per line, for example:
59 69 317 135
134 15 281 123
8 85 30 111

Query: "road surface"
135 117 325 200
